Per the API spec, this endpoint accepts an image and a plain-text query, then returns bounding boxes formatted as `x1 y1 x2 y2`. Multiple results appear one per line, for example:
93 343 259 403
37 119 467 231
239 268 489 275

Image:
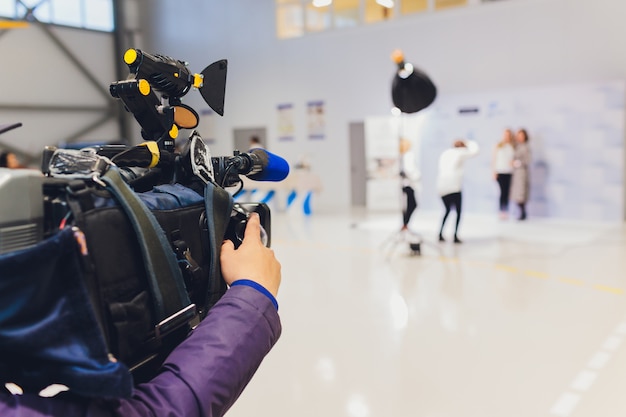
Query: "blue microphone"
231 148 290 182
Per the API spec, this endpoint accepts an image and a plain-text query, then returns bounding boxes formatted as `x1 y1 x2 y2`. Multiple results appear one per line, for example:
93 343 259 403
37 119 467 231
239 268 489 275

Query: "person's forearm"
115 285 281 417
465 140 479 156
0 285 281 417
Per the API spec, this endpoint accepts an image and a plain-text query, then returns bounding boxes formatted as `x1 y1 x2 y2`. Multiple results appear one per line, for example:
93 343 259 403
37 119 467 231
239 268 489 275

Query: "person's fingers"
242 212 262 244
221 238 235 253
220 239 238 285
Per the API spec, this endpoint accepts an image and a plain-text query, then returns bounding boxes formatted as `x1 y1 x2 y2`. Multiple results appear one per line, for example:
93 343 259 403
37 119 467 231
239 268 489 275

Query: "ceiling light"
376 0 394 8
312 0 332 7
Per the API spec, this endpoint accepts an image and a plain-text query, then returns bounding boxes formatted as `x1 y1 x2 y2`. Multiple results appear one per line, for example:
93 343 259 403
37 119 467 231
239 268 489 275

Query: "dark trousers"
496 173 512 212
440 192 462 237
402 186 417 227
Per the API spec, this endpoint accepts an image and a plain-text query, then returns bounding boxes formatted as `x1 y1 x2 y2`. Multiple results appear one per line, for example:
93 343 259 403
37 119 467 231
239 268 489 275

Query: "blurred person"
249 135 262 149
399 138 421 231
492 129 515 219
0 213 282 417
0 151 25 168
510 128 531 220
436 139 480 243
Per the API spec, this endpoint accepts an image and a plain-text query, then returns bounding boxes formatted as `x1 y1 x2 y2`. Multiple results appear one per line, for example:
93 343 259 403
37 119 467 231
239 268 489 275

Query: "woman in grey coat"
510 129 531 220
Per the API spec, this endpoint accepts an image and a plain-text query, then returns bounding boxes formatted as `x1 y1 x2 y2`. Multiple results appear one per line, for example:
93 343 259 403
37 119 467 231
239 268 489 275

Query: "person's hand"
220 213 282 297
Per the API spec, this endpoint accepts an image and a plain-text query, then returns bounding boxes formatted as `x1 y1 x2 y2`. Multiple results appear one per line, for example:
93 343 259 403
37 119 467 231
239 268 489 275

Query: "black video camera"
0 49 286 387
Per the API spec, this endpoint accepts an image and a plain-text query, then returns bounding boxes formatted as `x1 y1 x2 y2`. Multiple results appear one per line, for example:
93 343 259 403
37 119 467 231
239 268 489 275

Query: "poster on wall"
277 103 294 141
307 100 325 140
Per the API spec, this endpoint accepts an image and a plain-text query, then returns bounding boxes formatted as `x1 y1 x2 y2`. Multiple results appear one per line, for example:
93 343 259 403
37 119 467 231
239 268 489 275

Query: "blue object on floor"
261 190 275 204
303 191 313 215
286 190 297 208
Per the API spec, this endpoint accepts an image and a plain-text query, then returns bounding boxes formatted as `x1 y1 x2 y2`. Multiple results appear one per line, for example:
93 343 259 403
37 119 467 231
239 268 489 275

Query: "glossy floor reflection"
227 209 626 417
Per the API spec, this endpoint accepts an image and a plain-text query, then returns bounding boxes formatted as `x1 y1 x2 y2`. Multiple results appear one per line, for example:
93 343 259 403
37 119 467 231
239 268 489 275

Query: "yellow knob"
193 74 204 89
169 124 179 139
124 48 138 65
138 79 151 96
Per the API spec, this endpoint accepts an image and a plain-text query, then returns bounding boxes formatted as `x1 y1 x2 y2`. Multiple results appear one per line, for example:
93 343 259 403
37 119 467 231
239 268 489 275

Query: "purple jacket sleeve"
0 285 282 417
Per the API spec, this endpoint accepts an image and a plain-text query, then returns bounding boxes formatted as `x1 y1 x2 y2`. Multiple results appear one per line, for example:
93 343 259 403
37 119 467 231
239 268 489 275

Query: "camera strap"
202 180 233 315
100 167 196 338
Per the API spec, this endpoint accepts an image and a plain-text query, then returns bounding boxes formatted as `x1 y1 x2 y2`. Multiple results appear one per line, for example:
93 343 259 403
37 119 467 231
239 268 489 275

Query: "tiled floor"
227 209 626 417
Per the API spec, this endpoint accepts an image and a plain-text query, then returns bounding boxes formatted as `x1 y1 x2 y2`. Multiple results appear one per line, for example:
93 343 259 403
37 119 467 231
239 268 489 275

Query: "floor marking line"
524 270 550 279
587 351 611 370
548 315 626 416
375 248 626 297
602 335 623 351
494 264 518 273
550 392 580 416
593 284 624 295
570 370 597 392
557 277 585 287
616 322 626 334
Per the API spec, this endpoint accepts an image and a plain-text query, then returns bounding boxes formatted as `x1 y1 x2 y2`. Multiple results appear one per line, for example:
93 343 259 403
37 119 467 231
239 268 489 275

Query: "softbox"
391 50 437 114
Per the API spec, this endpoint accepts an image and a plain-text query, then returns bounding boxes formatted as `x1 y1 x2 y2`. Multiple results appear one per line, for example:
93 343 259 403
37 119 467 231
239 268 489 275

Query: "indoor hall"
1 0 626 417
227 209 626 417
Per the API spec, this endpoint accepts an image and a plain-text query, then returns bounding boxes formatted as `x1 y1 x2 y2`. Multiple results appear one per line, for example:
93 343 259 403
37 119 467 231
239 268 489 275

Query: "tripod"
382 223 423 256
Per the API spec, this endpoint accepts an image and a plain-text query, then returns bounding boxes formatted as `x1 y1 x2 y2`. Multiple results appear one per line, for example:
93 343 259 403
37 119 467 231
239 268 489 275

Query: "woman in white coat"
436 139 479 243
399 138 421 231
492 129 515 219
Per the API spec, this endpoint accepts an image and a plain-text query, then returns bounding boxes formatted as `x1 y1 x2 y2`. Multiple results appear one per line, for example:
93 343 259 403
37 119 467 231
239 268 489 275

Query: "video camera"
0 49 289 391
32 47 289 254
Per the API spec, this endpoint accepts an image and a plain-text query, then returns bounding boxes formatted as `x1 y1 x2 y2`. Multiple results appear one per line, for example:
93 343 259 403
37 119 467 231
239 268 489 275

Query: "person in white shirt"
399 138 421 231
436 139 479 243
492 129 515 219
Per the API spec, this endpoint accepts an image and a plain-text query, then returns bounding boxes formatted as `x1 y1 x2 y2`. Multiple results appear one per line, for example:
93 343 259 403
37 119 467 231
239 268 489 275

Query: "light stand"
380 109 423 257
380 49 437 257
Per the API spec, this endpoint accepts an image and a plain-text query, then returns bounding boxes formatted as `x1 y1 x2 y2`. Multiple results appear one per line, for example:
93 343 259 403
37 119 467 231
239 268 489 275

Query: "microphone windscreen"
247 149 290 182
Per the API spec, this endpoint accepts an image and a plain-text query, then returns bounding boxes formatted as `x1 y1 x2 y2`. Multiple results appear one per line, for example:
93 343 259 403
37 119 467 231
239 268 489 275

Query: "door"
233 127 267 152
349 121 366 207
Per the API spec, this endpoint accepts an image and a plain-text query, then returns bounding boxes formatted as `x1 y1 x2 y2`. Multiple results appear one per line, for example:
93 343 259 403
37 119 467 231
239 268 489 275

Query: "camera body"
0 50 284 390
23 142 274 382
39 143 272 250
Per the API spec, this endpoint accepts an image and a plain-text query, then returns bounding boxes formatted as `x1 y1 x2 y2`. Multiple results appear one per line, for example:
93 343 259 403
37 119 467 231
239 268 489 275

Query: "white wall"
138 0 626 216
0 24 119 164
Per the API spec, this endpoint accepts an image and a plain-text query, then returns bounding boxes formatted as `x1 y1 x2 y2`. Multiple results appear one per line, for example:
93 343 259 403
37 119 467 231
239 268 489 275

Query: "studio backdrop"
365 80 625 222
